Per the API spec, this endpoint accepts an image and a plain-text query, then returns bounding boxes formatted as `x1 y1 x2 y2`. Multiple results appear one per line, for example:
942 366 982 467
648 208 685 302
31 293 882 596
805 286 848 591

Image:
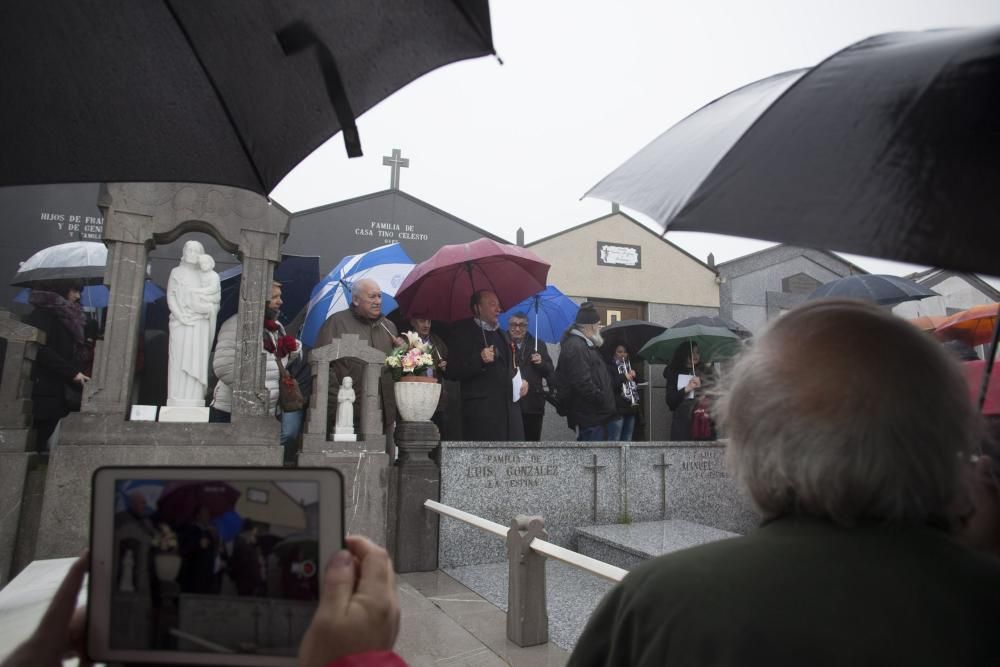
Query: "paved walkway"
398 570 569 667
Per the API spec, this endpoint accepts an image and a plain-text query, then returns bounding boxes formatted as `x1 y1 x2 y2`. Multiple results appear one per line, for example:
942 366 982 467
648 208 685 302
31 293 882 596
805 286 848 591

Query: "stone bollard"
391 420 440 573
507 514 549 647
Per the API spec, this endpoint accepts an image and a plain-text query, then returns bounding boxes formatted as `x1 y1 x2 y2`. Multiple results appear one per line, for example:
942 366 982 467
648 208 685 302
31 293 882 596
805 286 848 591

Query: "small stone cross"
653 453 672 518
583 454 606 522
382 148 409 190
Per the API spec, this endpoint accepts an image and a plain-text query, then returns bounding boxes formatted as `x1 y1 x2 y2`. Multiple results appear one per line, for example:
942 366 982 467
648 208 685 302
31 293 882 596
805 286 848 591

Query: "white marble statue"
166 240 221 407
335 377 356 434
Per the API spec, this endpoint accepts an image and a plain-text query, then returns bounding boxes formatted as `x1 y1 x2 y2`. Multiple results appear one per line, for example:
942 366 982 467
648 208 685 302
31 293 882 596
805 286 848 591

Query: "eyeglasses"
509 322 528 329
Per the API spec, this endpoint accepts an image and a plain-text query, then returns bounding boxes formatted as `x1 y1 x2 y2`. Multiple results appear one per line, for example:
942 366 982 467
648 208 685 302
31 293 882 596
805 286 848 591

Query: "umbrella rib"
161 0 268 193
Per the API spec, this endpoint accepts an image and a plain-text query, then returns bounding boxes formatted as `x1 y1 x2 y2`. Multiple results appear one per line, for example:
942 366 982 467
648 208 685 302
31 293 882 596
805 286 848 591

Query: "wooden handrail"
424 499 627 583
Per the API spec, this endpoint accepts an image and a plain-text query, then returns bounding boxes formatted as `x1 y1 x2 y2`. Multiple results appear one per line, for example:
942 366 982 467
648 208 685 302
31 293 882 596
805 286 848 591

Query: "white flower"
386 356 400 368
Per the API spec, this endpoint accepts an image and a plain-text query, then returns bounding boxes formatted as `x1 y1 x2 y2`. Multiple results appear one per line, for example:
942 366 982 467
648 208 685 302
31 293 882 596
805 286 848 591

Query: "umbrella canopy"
395 239 550 322
935 303 1000 348
908 315 949 332
300 243 415 347
671 315 752 338
807 275 937 307
638 324 743 365
498 285 579 345
599 319 667 356
156 480 241 525
584 26 1000 276
11 241 106 286
15 280 164 309
1 2 496 196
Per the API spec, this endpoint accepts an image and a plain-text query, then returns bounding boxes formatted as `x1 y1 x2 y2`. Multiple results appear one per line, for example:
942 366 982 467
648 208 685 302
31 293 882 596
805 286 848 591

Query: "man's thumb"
320 549 356 613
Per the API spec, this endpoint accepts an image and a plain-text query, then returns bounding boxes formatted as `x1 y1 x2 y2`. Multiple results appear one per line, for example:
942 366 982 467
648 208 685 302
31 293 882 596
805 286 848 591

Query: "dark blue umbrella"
807 274 937 306
498 285 579 347
217 254 320 333
14 280 164 309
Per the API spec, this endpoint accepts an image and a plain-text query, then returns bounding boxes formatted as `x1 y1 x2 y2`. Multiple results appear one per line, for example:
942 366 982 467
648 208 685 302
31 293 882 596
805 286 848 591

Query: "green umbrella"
638 324 743 365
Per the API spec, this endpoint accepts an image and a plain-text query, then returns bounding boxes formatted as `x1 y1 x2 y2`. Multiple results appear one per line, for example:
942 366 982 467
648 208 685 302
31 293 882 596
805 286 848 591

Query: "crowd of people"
21 270 721 455
10 297 1000 666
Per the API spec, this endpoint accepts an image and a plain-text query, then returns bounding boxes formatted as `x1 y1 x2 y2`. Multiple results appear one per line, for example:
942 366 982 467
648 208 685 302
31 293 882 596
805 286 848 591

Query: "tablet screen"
107 477 321 657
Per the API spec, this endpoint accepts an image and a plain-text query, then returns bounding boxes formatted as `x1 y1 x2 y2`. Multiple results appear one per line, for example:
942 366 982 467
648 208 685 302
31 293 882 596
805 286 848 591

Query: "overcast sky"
270 0 1000 277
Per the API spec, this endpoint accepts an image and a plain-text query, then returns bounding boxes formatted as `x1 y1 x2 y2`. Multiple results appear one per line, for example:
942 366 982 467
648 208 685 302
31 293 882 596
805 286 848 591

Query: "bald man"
571 299 1000 666
316 279 403 437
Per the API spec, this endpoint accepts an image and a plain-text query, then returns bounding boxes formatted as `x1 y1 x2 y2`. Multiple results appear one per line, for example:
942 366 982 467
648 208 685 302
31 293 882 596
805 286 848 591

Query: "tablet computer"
88 466 343 666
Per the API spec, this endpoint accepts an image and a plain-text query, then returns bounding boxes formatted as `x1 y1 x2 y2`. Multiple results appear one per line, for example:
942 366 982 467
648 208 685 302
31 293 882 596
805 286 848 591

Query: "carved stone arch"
81 182 289 422
151 219 241 257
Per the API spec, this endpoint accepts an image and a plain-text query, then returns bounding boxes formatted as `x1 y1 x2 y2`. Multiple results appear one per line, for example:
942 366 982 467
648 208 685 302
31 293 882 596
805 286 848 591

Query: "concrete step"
575 519 739 570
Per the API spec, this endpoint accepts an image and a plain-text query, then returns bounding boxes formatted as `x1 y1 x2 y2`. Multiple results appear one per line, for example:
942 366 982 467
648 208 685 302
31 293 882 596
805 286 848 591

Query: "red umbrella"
395 239 550 322
157 480 241 525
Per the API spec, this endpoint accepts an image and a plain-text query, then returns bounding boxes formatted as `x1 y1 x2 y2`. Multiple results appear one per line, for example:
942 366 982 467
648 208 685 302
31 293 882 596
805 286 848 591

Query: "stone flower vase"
394 375 441 422
154 552 182 581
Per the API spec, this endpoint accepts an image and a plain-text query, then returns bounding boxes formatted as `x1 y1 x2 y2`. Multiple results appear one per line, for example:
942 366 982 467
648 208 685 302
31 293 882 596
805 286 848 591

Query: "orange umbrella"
908 315 948 332
935 303 1000 347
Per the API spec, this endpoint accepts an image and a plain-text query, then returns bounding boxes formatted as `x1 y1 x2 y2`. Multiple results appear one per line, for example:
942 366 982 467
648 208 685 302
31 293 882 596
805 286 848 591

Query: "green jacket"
570 516 1000 666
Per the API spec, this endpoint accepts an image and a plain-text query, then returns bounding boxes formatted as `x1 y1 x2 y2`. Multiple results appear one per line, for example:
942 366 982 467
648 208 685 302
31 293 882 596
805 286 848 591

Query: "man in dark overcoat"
506 311 553 441
447 290 528 441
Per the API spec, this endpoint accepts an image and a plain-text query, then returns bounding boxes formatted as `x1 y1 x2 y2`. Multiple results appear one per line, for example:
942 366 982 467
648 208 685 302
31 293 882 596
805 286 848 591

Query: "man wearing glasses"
506 311 554 441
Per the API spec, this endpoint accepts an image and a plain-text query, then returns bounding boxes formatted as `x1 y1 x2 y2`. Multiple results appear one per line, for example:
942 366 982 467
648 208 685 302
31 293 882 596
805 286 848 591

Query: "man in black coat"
447 290 528 441
506 311 553 441
557 302 616 441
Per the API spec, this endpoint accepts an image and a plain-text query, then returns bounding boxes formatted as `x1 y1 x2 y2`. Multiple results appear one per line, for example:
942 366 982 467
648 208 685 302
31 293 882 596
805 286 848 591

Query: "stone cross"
382 148 409 190
583 454 606 522
653 453 673 518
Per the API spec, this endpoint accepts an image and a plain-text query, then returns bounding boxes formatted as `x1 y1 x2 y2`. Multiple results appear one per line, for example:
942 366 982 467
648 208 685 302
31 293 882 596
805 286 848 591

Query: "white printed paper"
512 368 524 403
677 373 695 399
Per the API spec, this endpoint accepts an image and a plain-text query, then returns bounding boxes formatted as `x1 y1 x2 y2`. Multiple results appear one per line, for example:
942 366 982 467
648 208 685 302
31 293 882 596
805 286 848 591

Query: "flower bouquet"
385 331 436 381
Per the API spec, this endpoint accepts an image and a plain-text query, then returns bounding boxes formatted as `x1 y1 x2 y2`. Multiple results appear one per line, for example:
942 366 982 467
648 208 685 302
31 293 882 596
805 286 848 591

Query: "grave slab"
439 442 622 567
575 519 739 570
627 442 758 533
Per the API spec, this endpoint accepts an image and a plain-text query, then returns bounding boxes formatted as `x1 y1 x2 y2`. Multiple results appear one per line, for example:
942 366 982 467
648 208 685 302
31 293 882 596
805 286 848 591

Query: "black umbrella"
599 319 667 356
1 2 496 196
585 26 1000 276
671 315 752 339
806 274 937 306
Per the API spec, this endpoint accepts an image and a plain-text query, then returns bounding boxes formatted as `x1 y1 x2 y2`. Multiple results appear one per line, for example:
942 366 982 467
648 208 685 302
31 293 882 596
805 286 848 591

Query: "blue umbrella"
15 280 164 309
300 242 415 347
216 254 321 333
498 285 579 347
212 509 244 543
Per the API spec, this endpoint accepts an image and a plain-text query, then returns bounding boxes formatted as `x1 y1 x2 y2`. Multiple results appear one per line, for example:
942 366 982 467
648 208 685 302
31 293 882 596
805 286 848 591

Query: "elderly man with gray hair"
316 278 404 436
570 299 1000 666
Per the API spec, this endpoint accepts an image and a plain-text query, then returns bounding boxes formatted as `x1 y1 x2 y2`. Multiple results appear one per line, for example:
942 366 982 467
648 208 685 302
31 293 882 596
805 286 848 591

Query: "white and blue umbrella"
498 285 579 347
300 242 415 347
